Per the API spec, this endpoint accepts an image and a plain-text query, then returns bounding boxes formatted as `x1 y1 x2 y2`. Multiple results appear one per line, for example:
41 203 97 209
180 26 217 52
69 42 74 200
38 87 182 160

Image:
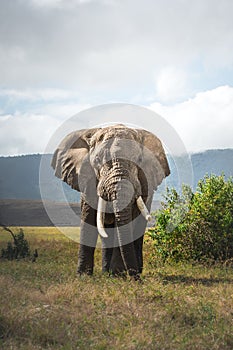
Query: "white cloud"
0 97 90 155
0 0 233 97
39 102 91 119
30 0 106 8
0 85 232 156
0 88 79 102
0 1 233 156
0 113 60 155
30 0 64 7
155 67 189 103
149 85 233 153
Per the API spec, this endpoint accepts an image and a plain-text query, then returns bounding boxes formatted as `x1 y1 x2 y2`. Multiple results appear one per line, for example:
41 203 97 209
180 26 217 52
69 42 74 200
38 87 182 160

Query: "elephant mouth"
97 196 151 238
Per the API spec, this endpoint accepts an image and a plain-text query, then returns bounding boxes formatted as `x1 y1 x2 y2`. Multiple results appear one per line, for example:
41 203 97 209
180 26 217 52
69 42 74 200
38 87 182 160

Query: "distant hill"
165 149 233 192
188 149 233 187
0 150 232 202
0 154 79 202
0 150 232 226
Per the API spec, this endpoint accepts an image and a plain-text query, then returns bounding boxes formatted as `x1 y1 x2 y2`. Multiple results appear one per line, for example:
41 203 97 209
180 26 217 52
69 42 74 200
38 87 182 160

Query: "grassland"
0 227 233 350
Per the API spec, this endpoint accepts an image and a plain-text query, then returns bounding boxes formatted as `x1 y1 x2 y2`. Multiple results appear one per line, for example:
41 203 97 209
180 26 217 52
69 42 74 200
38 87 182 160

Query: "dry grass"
0 227 233 349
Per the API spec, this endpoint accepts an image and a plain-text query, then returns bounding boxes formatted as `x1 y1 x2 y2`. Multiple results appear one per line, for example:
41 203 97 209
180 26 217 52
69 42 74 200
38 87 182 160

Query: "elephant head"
52 124 170 277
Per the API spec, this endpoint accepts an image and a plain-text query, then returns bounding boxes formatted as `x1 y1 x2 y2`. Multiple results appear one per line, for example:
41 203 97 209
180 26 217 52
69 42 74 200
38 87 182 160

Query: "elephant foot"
101 247 114 274
127 269 142 282
132 273 142 282
77 244 95 276
108 269 142 282
109 270 127 280
77 268 93 276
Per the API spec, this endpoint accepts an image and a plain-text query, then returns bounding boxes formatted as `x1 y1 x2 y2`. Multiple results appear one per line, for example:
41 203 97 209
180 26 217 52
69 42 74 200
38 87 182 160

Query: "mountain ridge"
0 149 232 202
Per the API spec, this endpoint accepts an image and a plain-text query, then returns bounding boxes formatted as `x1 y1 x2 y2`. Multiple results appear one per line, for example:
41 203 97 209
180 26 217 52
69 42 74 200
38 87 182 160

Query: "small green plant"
1 227 30 260
148 174 233 263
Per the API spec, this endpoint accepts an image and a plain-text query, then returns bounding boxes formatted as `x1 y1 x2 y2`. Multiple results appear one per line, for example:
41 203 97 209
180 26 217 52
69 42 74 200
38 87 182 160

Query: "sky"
0 0 233 156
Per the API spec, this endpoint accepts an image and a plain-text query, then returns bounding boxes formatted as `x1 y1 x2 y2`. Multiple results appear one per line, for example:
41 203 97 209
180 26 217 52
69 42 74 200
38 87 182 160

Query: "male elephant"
52 124 170 279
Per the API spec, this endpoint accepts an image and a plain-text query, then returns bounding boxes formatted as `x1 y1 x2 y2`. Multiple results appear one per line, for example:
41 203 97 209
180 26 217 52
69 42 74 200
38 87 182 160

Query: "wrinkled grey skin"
52 124 170 279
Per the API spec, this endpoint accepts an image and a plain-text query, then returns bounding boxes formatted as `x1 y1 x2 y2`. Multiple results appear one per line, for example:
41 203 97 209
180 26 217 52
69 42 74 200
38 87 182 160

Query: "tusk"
97 197 108 238
136 196 152 222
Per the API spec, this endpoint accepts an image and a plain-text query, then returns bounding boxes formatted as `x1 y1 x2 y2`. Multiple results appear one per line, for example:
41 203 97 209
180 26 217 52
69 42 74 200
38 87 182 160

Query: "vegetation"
1 227 30 260
0 226 233 349
148 174 233 263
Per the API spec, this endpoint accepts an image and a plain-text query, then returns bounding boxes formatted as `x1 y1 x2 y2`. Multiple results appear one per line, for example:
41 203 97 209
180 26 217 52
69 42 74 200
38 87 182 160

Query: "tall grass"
0 227 233 349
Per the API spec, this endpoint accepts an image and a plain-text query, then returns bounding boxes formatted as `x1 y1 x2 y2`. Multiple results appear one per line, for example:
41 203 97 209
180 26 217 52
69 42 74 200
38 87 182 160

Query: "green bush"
1 228 30 260
148 174 233 263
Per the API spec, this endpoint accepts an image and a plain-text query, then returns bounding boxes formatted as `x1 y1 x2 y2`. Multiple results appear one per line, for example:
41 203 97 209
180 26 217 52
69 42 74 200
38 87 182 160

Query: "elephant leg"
77 198 98 275
110 236 144 275
109 246 126 275
134 235 144 274
102 247 114 273
77 244 96 275
101 224 115 273
109 212 148 276
132 195 153 273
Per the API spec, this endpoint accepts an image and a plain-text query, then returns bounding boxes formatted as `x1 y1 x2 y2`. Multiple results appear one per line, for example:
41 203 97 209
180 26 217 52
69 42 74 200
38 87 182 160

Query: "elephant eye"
98 134 105 142
138 155 143 164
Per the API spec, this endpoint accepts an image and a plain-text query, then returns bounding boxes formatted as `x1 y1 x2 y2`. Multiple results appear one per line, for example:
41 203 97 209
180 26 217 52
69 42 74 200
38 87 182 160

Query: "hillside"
0 150 232 202
190 149 233 187
0 154 79 202
0 150 232 226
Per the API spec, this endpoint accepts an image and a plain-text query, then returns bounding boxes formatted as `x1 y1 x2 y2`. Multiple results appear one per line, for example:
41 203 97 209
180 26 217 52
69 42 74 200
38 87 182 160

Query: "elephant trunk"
112 181 140 278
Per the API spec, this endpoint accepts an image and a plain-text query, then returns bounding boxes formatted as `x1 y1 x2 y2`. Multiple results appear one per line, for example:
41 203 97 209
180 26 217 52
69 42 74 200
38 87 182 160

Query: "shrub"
148 174 233 263
1 228 30 260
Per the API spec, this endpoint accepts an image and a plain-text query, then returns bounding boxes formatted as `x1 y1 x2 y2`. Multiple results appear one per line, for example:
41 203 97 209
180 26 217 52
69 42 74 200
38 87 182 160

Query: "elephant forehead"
110 139 141 158
94 126 138 143
106 128 137 140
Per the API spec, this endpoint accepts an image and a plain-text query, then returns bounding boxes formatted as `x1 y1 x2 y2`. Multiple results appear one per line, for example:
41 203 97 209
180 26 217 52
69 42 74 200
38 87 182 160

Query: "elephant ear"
51 128 99 193
137 129 170 192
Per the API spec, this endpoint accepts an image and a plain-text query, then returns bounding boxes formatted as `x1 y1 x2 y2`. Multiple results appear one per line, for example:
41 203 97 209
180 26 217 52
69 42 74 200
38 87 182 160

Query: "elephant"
51 124 170 279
